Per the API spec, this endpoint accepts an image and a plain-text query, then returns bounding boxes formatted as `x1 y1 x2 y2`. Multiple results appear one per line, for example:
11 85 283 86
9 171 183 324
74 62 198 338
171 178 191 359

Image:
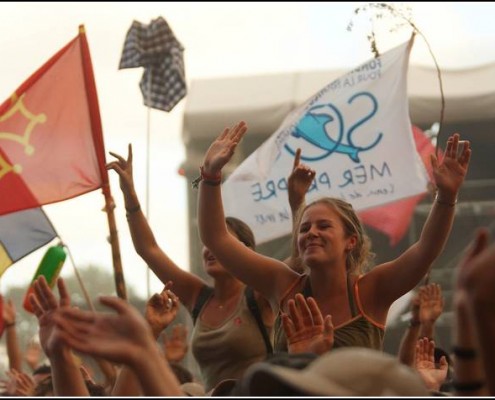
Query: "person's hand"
6 369 35 396
53 296 156 367
24 339 43 371
415 338 448 391
2 297 16 326
452 228 493 309
162 324 189 363
106 144 135 195
410 290 421 324
202 121 247 177
282 293 334 355
288 148 316 213
29 276 71 358
419 283 444 325
145 283 180 338
431 133 471 200
456 229 495 308
3 369 35 396
2 370 18 396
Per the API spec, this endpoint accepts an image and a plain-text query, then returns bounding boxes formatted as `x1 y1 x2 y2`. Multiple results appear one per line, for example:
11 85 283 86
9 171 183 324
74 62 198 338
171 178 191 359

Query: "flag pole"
145 69 152 299
64 244 96 311
78 25 127 300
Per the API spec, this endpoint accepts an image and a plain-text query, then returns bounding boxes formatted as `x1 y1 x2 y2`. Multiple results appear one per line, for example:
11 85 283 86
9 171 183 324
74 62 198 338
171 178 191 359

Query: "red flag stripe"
0 30 103 215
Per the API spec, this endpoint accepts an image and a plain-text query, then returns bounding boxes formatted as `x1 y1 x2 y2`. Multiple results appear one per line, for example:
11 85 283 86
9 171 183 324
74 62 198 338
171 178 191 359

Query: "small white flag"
222 37 429 244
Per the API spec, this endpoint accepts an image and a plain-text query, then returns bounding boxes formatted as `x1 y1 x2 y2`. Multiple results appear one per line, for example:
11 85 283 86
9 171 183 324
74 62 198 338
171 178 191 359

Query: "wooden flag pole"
145 69 152 299
79 25 127 300
103 194 127 300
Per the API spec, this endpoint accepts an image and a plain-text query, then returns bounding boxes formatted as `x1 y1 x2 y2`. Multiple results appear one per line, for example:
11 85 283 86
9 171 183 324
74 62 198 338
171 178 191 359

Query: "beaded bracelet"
192 166 222 189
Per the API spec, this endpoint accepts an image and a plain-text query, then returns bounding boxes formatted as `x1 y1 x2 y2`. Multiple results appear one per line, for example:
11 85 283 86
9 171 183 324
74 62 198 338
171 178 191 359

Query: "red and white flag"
0 26 108 216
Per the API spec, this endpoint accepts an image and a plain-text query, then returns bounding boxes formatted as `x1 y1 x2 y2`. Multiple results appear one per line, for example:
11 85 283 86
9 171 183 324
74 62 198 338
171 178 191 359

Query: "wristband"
192 166 222 189
435 193 457 207
202 179 221 186
452 346 477 359
409 320 420 328
5 322 15 328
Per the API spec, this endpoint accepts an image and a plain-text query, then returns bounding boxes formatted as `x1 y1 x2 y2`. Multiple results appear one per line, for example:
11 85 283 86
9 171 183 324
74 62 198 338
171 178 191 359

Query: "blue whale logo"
285 98 382 163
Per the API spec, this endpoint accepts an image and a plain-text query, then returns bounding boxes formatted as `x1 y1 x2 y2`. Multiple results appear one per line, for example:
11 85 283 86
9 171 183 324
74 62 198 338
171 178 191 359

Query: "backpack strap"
302 275 312 298
245 286 273 355
191 285 214 325
346 273 359 318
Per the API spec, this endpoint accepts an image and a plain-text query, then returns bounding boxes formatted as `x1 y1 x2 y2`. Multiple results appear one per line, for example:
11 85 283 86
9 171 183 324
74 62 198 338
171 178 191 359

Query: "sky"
1 1 495 300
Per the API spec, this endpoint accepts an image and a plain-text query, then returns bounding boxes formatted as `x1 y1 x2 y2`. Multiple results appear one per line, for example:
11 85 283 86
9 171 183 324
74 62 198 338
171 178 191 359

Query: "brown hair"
226 217 256 250
292 197 374 275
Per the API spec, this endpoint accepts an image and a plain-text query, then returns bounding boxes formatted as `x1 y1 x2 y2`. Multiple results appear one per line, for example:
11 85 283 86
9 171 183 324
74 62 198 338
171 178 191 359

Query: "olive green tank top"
191 288 272 392
274 274 384 352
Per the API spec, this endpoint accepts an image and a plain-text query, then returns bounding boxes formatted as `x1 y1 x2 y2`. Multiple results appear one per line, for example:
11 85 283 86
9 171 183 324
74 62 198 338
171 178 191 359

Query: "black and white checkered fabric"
119 17 187 112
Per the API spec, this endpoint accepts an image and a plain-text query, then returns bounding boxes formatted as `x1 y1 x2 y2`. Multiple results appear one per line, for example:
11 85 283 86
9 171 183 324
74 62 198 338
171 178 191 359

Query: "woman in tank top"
107 145 274 391
196 121 471 352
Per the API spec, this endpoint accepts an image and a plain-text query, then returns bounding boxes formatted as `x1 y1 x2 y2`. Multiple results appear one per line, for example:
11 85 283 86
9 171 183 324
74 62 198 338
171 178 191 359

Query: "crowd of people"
1 121 493 397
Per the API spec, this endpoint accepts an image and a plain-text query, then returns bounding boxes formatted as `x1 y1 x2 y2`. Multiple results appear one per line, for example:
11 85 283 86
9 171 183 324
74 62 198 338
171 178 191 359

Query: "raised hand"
53 296 155 366
145 283 180 338
415 338 448 391
282 293 334 355
452 229 492 396
2 297 16 326
431 133 471 200
202 121 247 177
288 148 316 212
411 290 421 323
29 276 71 358
455 229 491 299
106 144 135 195
162 324 189 363
6 369 35 396
54 297 183 396
419 283 444 326
24 339 43 371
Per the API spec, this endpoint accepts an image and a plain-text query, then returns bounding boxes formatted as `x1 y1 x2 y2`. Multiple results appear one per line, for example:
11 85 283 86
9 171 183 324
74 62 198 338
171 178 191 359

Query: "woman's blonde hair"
292 197 374 275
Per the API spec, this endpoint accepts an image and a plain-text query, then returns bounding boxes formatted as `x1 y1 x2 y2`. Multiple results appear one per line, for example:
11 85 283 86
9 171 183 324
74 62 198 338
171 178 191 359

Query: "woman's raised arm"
198 121 297 304
107 144 204 311
365 133 471 309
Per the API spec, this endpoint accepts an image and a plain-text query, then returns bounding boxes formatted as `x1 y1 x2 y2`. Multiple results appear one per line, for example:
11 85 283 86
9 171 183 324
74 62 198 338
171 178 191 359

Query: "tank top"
274 274 384 352
191 287 272 391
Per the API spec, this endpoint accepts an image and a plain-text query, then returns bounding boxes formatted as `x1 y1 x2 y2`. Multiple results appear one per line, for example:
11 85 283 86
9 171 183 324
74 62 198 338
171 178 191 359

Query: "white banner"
223 37 429 244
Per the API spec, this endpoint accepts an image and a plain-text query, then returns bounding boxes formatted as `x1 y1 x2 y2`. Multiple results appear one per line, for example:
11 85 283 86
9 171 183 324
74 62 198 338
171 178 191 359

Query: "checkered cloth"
119 17 186 112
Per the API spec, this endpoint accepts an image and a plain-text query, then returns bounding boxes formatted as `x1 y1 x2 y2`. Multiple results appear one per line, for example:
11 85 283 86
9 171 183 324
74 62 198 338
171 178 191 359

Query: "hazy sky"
1 2 495 300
